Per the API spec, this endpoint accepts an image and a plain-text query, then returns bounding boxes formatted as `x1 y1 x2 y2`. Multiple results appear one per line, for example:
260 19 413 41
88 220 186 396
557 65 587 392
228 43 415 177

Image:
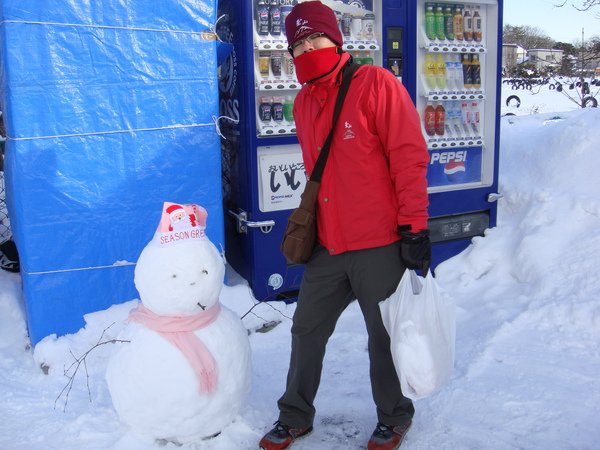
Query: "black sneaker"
258 421 313 450
367 421 412 450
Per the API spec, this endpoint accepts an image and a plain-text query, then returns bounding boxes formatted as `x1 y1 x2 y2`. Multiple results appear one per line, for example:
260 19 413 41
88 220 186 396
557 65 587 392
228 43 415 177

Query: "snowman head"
134 203 225 316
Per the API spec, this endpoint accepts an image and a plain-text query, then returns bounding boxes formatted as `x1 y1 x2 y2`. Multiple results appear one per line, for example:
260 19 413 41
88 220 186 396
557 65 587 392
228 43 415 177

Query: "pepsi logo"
444 160 466 182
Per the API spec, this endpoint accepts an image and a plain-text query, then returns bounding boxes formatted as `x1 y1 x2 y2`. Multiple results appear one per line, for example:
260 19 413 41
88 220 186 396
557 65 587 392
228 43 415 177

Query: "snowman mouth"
197 302 207 310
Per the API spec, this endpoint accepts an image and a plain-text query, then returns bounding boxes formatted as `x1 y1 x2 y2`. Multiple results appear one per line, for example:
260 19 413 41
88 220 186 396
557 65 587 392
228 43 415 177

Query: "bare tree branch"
55 323 130 412
240 284 293 323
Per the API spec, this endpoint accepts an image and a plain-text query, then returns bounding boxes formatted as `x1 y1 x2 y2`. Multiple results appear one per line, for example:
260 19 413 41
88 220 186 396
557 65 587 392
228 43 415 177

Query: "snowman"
106 202 251 444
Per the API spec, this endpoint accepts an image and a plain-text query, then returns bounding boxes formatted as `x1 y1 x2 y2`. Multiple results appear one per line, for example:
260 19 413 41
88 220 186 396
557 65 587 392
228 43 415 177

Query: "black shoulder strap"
310 61 360 183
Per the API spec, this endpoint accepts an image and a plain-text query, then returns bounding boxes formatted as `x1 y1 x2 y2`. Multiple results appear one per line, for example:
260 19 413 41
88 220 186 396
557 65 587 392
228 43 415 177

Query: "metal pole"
581 28 585 107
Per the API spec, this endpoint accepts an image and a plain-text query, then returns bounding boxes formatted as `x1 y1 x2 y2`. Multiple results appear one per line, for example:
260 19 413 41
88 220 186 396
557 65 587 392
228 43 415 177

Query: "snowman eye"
172 274 177 278
202 269 208 274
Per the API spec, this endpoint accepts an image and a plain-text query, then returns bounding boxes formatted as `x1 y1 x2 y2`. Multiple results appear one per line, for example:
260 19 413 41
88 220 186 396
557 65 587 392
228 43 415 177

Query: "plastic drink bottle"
453 6 464 41
269 0 281 36
424 53 436 90
443 103 452 136
453 102 463 136
473 6 483 42
444 6 454 40
461 101 471 134
259 96 273 122
462 53 473 88
453 54 464 90
449 102 462 136
442 103 452 136
425 4 436 40
435 53 447 89
463 7 473 42
435 5 445 40
272 96 284 122
445 55 460 91
256 0 270 36
444 55 455 90
362 51 374 65
424 102 436 136
445 115 453 136
470 101 480 134
283 96 294 122
444 102 455 136
434 103 446 136
471 55 481 88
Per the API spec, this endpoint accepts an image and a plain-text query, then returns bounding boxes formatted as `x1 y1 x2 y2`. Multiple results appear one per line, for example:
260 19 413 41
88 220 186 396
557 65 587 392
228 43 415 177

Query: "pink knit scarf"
129 302 221 394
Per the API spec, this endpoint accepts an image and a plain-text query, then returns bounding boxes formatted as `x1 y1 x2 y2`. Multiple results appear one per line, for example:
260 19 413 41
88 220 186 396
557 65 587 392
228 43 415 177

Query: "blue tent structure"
0 0 226 344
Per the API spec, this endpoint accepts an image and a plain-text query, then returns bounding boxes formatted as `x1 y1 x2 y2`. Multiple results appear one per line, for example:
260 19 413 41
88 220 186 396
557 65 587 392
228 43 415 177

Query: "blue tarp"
0 0 225 344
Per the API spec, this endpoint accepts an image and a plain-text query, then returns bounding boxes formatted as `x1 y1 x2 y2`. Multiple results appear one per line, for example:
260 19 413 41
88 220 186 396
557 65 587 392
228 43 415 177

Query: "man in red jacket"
259 2 430 450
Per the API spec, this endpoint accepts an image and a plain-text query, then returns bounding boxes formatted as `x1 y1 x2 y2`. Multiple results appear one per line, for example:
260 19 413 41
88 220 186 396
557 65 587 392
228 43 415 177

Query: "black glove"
398 227 431 275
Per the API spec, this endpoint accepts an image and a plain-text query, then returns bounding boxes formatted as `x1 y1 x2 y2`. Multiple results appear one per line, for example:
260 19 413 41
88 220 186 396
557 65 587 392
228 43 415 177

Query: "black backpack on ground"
0 239 19 273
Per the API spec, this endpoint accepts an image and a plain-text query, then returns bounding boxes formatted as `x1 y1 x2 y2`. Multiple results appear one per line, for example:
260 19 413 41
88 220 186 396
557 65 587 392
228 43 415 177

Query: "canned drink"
362 13 375 40
281 5 293 34
351 16 362 38
341 13 352 37
272 96 284 122
258 52 270 77
334 10 343 36
283 52 294 78
259 96 273 122
271 52 283 77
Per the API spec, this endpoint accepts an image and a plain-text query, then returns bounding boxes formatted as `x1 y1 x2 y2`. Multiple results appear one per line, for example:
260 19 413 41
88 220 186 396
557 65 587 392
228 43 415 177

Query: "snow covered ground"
1 83 600 449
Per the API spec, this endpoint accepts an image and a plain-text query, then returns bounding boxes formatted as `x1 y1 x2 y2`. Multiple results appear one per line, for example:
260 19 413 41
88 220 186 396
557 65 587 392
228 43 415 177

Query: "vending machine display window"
417 0 500 193
252 0 382 138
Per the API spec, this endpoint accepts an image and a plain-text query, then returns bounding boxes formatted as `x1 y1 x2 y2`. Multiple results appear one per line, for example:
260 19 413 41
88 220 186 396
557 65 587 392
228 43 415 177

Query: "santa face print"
170 210 187 230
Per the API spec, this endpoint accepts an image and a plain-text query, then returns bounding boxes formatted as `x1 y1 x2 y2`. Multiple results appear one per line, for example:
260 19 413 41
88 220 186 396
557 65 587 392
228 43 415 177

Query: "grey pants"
277 242 414 428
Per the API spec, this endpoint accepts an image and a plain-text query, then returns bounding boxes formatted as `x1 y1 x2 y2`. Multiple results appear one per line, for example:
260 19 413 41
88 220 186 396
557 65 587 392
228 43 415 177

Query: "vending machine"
415 0 503 265
217 0 503 301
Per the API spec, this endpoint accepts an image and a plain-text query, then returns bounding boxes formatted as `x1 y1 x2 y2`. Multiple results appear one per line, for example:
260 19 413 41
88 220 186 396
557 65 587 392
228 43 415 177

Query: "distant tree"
589 36 600 53
554 42 578 55
503 24 555 49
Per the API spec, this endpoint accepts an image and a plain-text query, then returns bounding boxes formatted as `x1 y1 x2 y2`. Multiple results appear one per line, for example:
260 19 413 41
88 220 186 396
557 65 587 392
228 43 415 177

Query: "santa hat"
285 1 343 51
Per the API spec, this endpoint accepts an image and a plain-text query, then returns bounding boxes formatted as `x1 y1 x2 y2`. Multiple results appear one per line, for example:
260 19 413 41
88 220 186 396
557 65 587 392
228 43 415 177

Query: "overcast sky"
503 0 600 43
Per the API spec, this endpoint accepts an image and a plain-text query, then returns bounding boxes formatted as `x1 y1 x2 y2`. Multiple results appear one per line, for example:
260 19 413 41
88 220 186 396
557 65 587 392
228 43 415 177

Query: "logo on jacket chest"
343 121 356 140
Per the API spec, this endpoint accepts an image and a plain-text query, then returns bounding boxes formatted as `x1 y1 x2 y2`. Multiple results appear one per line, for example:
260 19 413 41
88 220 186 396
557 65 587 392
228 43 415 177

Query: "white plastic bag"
379 270 456 400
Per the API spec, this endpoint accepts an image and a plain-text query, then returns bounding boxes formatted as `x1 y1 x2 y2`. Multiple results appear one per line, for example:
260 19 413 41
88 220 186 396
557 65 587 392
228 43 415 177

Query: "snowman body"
106 233 251 443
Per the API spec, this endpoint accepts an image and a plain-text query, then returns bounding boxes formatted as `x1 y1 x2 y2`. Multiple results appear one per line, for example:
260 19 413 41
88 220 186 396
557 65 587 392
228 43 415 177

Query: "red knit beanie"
284 1 343 49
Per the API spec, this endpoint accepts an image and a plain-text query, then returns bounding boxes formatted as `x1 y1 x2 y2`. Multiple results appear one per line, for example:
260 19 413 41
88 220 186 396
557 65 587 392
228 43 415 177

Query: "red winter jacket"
293 53 429 256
